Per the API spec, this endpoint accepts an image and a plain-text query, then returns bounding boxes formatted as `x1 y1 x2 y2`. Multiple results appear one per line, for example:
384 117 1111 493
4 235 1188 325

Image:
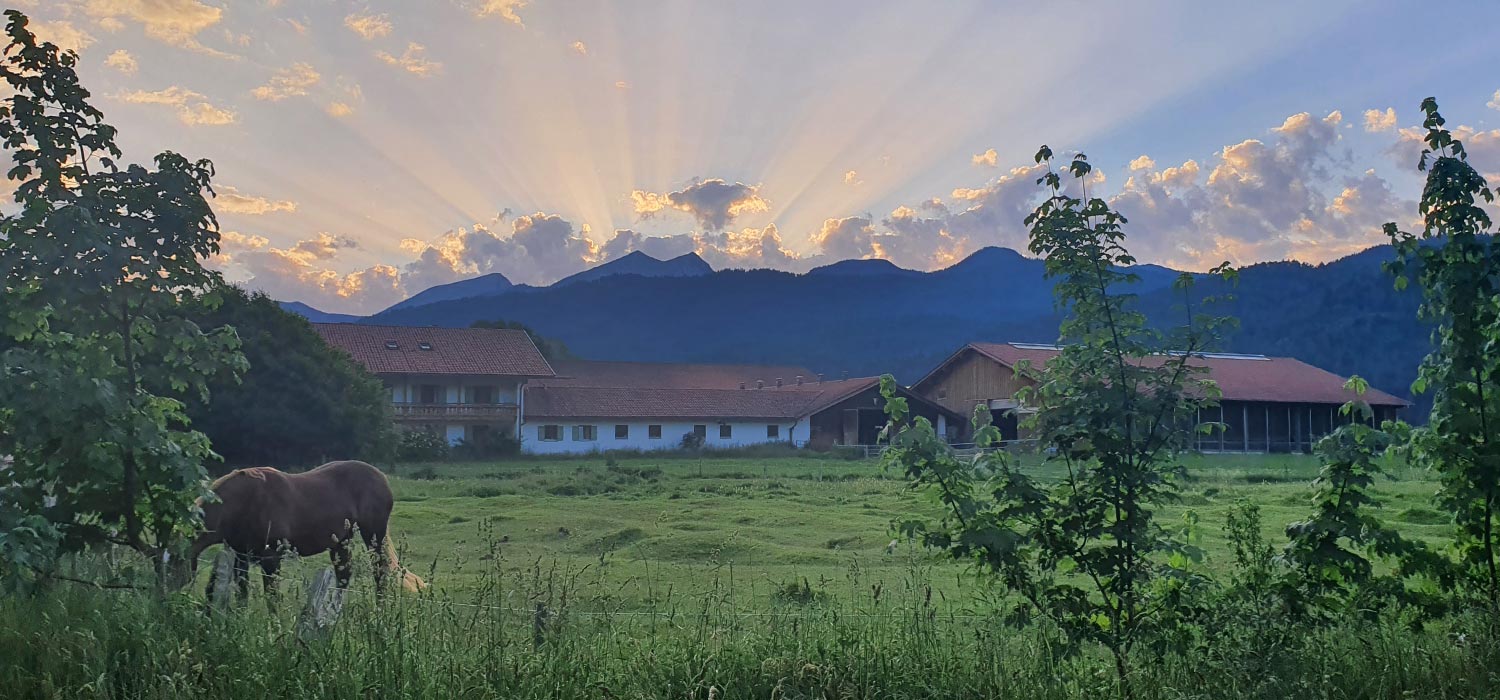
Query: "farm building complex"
313 324 956 455
313 325 1406 455
912 342 1409 453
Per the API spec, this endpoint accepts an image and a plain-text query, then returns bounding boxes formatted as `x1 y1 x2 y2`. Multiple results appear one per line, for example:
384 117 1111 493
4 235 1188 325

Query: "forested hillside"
354 245 1429 412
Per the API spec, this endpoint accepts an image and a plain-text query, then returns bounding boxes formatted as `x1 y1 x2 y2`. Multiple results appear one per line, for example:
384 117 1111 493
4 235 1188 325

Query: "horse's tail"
383 536 428 593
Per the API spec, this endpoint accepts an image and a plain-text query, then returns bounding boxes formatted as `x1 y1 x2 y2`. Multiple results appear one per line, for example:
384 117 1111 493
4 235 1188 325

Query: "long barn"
912 342 1410 454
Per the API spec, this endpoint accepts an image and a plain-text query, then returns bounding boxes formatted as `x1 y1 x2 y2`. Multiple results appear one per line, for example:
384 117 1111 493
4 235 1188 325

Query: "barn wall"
915 350 1034 431
806 386 952 448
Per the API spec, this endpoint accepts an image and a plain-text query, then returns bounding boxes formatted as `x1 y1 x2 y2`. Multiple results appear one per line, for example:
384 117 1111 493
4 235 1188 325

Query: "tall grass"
3 551 1497 699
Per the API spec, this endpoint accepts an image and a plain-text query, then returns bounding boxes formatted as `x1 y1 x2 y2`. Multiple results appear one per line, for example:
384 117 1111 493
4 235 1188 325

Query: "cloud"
377 43 442 77
843 170 862 186
79 0 230 57
632 179 771 231
470 0 527 25
31 20 95 53
116 86 236 125
1129 155 1156 171
971 148 998 167
1490 90 1500 112
215 232 405 313
214 186 296 215
400 211 600 289
809 216 877 261
344 13 392 40
326 102 353 118
103 49 137 74
1106 110 1410 268
571 41 588 56
1363 107 1397 133
251 63 320 101
614 80 629 89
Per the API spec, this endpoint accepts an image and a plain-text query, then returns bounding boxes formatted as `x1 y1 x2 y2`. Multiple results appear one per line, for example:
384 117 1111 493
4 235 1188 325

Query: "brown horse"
182 460 425 600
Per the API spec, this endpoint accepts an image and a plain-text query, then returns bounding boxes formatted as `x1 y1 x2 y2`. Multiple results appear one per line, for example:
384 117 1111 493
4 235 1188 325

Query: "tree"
881 147 1236 699
182 287 396 469
0 11 244 588
1384 98 1500 606
471 318 573 361
1281 377 1441 612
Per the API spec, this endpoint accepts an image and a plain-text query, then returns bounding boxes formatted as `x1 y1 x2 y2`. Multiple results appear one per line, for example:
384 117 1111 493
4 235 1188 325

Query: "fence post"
297 568 346 643
208 550 235 610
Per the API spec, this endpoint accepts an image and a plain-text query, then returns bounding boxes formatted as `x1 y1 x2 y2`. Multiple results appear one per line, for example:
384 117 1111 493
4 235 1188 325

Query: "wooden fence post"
297 568 345 642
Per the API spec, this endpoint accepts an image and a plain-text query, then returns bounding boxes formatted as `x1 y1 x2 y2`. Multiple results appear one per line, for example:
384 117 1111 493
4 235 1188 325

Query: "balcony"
392 403 518 422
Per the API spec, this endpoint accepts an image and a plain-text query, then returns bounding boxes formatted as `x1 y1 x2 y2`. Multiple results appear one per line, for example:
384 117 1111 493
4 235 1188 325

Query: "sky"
17 0 1500 313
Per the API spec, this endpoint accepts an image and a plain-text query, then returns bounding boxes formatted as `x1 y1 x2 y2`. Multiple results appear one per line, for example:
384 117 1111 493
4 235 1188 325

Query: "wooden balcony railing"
392 403 517 420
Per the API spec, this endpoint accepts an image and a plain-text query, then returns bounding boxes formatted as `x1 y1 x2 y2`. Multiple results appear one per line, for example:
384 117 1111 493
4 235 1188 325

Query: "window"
384 340 399 350
767 424 779 439
719 424 732 439
572 425 597 441
648 424 662 439
417 342 433 351
419 384 442 404
471 385 495 404
693 425 707 439
539 425 561 442
615 424 629 440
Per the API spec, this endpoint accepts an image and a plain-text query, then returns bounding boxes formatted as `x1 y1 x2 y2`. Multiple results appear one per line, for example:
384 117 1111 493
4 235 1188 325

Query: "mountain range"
281 245 1432 416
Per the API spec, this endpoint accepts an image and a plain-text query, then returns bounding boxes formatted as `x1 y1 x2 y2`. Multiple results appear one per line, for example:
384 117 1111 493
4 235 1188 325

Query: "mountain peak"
806 257 920 277
385 272 515 313
555 250 713 287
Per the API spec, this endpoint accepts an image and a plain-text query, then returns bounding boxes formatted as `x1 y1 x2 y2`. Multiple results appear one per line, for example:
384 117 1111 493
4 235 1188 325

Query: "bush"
452 429 520 460
679 431 705 450
397 430 449 462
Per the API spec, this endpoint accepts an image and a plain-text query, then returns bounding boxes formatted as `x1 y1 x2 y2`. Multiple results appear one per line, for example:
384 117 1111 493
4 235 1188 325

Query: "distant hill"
277 301 360 323
286 244 1431 417
807 258 923 278
555 251 713 287
384 272 515 313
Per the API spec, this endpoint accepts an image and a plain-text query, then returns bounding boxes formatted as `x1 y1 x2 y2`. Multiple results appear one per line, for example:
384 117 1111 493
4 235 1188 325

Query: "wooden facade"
913 348 1031 441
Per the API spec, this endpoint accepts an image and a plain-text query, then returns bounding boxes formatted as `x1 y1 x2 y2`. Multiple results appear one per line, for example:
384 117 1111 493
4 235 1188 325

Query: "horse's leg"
260 554 282 606
330 542 353 590
233 551 252 603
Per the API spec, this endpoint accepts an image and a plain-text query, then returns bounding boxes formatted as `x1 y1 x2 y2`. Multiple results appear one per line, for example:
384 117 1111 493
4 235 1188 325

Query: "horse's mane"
209 467 277 489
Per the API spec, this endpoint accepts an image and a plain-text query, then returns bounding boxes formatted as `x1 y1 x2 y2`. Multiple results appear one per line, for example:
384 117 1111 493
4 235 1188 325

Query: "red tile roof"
535 360 819 389
312 323 555 377
525 376 952 420
925 342 1409 408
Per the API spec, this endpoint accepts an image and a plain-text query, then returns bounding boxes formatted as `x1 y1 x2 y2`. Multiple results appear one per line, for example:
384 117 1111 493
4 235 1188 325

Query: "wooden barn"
912 342 1410 453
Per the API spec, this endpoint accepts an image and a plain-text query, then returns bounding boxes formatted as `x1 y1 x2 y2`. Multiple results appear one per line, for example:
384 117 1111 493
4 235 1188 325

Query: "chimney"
817 373 824 384
775 377 783 388
795 375 803 386
841 371 849 381
756 379 764 389
739 382 746 390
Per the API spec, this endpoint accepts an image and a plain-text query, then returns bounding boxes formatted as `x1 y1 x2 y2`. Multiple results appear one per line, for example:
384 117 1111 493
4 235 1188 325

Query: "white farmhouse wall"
521 419 809 455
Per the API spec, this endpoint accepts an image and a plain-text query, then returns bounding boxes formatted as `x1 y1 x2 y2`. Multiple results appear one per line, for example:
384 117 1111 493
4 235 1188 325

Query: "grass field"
8 450 1500 700
305 449 1454 611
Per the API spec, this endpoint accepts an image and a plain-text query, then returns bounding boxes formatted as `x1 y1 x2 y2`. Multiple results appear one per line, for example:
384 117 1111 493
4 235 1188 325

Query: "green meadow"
349 451 1450 608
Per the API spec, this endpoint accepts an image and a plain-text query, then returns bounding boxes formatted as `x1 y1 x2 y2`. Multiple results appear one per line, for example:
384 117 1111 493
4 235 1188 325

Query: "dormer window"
418 342 433 351
384 340 399 349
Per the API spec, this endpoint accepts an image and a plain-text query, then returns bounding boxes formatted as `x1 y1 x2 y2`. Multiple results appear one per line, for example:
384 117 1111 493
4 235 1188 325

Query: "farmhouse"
912 342 1410 453
522 360 960 454
313 323 556 445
